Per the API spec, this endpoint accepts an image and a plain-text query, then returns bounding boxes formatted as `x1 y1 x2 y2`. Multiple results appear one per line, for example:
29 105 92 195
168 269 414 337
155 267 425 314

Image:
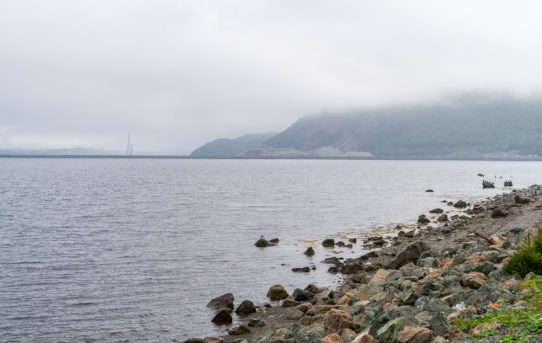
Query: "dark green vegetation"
505 180 514 187
504 229 542 277
264 96 542 157
191 133 275 157
455 307 542 342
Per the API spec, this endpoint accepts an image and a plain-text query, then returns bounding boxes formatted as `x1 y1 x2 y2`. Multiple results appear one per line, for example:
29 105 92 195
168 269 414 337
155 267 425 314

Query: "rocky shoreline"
186 185 542 343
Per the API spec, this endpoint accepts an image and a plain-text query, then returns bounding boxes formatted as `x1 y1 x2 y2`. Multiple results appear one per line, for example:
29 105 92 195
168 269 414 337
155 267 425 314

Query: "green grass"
503 229 542 277
519 274 542 312
455 308 542 342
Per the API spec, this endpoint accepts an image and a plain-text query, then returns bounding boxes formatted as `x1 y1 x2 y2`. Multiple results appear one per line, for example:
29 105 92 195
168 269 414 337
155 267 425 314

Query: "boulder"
387 241 430 269
322 333 342 343
267 284 288 300
453 200 467 208
323 309 353 336
304 247 315 256
235 300 256 316
323 239 335 247
369 269 391 285
376 317 417 343
461 272 487 289
207 293 234 310
305 283 322 294
211 309 232 325
293 288 310 302
228 325 250 335
397 326 436 343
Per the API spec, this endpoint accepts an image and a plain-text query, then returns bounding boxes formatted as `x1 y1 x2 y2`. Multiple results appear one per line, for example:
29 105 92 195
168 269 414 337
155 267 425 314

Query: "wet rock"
304 247 315 256
235 300 256 316
269 238 279 244
429 208 443 214
491 209 507 218
349 238 357 243
211 309 232 325
292 266 310 273
293 288 310 302
397 326 436 343
387 241 430 269
418 215 430 225
437 214 448 222
228 325 250 335
296 302 313 313
322 239 335 248
183 339 205 343
207 293 234 310
248 318 266 327
322 333 341 343
453 200 467 208
255 237 276 247
425 189 434 192
323 309 353 336
336 241 345 247
267 284 288 300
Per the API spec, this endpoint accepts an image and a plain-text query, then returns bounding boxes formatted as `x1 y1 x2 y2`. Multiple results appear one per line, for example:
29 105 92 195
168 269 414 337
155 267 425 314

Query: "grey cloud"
2 1 542 153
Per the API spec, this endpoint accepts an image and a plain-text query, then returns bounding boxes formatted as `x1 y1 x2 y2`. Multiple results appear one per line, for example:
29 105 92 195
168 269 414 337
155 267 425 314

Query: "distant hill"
190 133 275 157
262 97 542 158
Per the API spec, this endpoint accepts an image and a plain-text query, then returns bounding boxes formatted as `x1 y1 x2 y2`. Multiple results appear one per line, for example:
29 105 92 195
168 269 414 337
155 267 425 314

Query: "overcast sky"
2 1 542 154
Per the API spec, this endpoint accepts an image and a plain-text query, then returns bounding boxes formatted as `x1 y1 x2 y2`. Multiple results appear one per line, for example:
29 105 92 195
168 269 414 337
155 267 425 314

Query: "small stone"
354 335 377 343
269 238 279 244
292 266 310 273
255 237 276 247
305 283 322 294
228 325 250 335
461 272 487 289
267 284 288 300
286 308 305 320
304 247 315 256
281 299 299 307
349 238 357 243
292 288 310 302
183 339 205 343
296 302 312 312
248 318 265 327
203 337 222 343
418 215 430 225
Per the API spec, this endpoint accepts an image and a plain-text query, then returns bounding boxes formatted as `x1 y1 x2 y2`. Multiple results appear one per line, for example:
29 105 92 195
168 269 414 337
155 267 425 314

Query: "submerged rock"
429 208 444 214
255 237 277 247
304 247 315 256
292 266 311 273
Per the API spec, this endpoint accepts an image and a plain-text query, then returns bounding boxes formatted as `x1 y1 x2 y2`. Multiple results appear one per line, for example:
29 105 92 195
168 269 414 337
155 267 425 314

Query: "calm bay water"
1 158 541 342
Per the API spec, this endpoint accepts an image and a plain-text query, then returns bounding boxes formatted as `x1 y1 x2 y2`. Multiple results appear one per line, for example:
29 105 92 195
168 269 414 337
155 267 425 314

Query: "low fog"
2 1 542 154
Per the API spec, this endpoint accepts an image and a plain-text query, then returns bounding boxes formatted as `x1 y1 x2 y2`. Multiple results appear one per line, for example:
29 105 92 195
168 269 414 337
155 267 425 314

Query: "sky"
2 1 542 154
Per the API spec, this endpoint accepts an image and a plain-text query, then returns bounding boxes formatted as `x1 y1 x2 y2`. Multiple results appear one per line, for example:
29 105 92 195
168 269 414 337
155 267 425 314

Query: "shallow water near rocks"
1 158 541 342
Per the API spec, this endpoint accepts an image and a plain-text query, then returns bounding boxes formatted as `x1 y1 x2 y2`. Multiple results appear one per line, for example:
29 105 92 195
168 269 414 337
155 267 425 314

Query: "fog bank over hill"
193 96 542 159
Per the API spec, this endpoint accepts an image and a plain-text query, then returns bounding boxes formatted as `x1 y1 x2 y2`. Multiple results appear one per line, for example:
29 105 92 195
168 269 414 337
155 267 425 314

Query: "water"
1 158 541 342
